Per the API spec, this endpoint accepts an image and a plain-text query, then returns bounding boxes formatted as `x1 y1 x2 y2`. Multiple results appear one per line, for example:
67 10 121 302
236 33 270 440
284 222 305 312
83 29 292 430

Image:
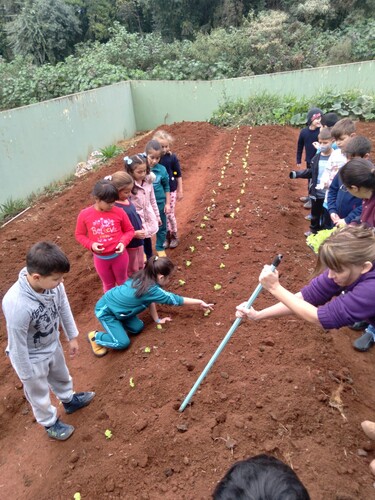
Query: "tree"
6 0 81 64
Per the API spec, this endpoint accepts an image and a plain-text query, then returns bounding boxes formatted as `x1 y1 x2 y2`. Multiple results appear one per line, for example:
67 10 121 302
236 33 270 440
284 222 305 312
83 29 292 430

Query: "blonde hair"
109 171 134 190
153 130 174 144
316 224 375 273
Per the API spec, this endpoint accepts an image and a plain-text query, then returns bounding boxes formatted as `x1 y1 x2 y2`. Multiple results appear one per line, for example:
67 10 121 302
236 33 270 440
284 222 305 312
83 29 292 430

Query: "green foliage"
0 198 29 223
6 0 81 64
100 144 123 159
210 90 375 127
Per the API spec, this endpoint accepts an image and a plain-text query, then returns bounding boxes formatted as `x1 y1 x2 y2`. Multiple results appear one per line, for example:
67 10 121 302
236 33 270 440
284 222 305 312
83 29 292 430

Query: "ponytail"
132 256 175 297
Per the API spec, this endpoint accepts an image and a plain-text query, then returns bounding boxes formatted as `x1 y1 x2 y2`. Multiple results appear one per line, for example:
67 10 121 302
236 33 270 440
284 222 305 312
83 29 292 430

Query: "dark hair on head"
318 128 332 141
145 139 162 155
344 135 372 159
340 158 375 191
321 112 339 128
92 179 118 203
316 224 375 274
26 241 70 276
213 454 310 500
131 256 175 297
331 118 356 140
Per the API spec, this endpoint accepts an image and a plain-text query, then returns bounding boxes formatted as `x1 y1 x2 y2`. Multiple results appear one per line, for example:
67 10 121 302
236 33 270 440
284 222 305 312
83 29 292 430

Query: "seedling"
200 223 206 228
179 279 186 286
203 215 209 221
156 324 163 330
74 493 81 500
218 182 222 187
224 244 230 250
144 347 151 353
227 229 232 235
129 377 135 387
235 207 240 213
230 213 235 219
105 429 113 439
189 246 195 252
186 260 192 267
204 310 211 316
219 263 226 269
197 236 203 241
214 284 222 291
241 189 245 195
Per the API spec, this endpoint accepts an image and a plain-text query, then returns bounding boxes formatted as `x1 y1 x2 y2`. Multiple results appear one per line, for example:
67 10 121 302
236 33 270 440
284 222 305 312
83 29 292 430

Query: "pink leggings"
166 191 178 234
93 252 129 292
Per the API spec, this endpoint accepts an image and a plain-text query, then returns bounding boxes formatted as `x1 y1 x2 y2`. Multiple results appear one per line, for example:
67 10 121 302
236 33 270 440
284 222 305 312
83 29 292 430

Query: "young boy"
290 127 334 236
296 107 322 208
2 241 95 441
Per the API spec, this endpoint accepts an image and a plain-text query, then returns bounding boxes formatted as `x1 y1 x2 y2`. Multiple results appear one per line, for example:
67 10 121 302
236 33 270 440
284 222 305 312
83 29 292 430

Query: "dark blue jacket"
296 127 320 165
327 172 362 223
291 152 325 199
160 152 182 192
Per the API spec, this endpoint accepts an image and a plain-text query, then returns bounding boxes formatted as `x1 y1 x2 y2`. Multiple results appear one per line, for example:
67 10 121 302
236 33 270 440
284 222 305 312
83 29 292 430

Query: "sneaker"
303 200 312 209
87 331 108 357
353 330 375 352
46 419 74 441
361 420 375 441
305 214 312 221
304 231 312 237
169 234 179 249
300 196 309 202
163 231 171 249
348 321 369 331
156 250 167 257
63 392 95 414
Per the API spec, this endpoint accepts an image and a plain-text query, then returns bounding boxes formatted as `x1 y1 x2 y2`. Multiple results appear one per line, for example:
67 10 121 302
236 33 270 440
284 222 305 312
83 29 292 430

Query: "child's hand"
312 141 319 150
200 301 214 310
164 203 171 214
115 243 125 254
69 338 79 358
259 265 280 292
158 217 162 226
158 317 172 324
134 229 146 239
330 212 340 223
236 303 258 320
335 218 346 227
92 242 105 253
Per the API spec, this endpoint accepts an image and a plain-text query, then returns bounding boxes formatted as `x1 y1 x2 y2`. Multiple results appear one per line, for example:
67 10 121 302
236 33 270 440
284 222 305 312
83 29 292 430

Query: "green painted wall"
131 61 375 130
0 82 136 206
1 61 374 206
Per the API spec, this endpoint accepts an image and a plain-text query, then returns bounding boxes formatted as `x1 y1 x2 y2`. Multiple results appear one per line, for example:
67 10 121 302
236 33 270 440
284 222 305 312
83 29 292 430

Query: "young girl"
153 130 183 249
124 154 160 260
144 140 171 256
87 256 213 355
75 180 135 292
236 225 375 352
108 171 145 276
340 158 375 228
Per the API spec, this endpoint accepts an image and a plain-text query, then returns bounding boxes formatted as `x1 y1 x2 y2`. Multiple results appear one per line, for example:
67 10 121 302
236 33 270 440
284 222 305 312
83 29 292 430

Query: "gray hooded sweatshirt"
2 268 79 381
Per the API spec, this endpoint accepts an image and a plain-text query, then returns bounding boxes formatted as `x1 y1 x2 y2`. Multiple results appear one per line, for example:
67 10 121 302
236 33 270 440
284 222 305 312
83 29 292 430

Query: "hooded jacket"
2 268 78 380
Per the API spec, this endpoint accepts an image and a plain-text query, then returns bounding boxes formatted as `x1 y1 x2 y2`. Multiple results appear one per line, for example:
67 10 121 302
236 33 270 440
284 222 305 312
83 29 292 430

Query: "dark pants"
310 199 333 233
144 238 153 260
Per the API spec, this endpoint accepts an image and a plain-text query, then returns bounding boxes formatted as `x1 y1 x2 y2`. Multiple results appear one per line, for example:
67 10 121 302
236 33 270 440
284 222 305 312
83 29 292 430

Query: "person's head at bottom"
213 454 310 500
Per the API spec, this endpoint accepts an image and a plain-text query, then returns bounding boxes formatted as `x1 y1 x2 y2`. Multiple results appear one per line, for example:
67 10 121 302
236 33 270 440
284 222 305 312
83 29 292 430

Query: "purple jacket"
301 266 375 329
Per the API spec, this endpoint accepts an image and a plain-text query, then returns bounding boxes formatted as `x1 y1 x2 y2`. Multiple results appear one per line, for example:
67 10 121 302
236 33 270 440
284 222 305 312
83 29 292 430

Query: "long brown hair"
316 224 375 274
132 256 175 297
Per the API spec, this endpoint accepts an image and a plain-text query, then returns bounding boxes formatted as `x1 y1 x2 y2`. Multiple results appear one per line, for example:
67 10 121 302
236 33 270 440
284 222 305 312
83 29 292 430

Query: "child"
213 454 310 500
75 180 135 292
153 130 183 249
327 135 372 227
124 154 160 260
107 171 146 276
361 421 375 475
144 140 171 257
2 242 95 441
296 107 322 208
321 112 339 129
236 225 375 352
290 128 334 236
87 256 213 355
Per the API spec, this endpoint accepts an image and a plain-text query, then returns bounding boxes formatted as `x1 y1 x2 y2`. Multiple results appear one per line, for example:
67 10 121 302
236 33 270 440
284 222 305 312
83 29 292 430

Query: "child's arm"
5 311 34 380
58 285 79 357
75 210 94 251
177 177 183 200
161 168 171 214
117 211 135 253
149 185 161 223
296 130 305 167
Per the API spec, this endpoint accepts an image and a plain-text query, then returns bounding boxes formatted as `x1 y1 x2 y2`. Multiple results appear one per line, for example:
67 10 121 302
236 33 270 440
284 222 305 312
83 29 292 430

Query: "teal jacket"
95 278 184 319
152 163 170 205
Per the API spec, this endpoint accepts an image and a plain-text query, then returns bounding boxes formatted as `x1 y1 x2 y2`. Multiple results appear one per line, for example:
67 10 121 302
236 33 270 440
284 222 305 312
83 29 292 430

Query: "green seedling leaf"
200 223 206 228
197 236 203 241
186 260 192 267
156 324 163 330
74 493 81 500
212 189 216 195
178 279 186 286
235 207 240 213
237 199 241 204
189 246 195 252
105 429 113 439
224 244 230 250
241 189 245 195
129 377 135 387
214 284 222 291
203 215 209 221
230 213 235 219
227 229 232 235
144 347 151 353
217 182 222 187
204 309 211 316
219 263 226 269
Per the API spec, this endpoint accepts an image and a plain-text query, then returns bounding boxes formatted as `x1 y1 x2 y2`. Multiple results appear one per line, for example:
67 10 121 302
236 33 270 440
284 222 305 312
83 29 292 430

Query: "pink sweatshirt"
75 205 134 256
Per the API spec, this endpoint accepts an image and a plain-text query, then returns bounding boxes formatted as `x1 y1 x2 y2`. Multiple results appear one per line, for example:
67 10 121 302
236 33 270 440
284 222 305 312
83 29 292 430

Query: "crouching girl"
88 256 213 356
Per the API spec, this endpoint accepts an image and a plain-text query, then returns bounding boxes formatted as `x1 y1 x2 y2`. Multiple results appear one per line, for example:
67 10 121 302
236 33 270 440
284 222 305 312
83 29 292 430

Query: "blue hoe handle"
179 254 283 412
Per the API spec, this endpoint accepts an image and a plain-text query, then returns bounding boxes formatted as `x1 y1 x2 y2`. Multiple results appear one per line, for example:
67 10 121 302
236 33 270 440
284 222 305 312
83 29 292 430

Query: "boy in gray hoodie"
2 241 95 441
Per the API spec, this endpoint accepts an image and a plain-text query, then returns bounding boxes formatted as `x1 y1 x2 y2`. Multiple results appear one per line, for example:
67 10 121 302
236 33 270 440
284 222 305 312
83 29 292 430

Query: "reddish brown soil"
1 122 375 500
